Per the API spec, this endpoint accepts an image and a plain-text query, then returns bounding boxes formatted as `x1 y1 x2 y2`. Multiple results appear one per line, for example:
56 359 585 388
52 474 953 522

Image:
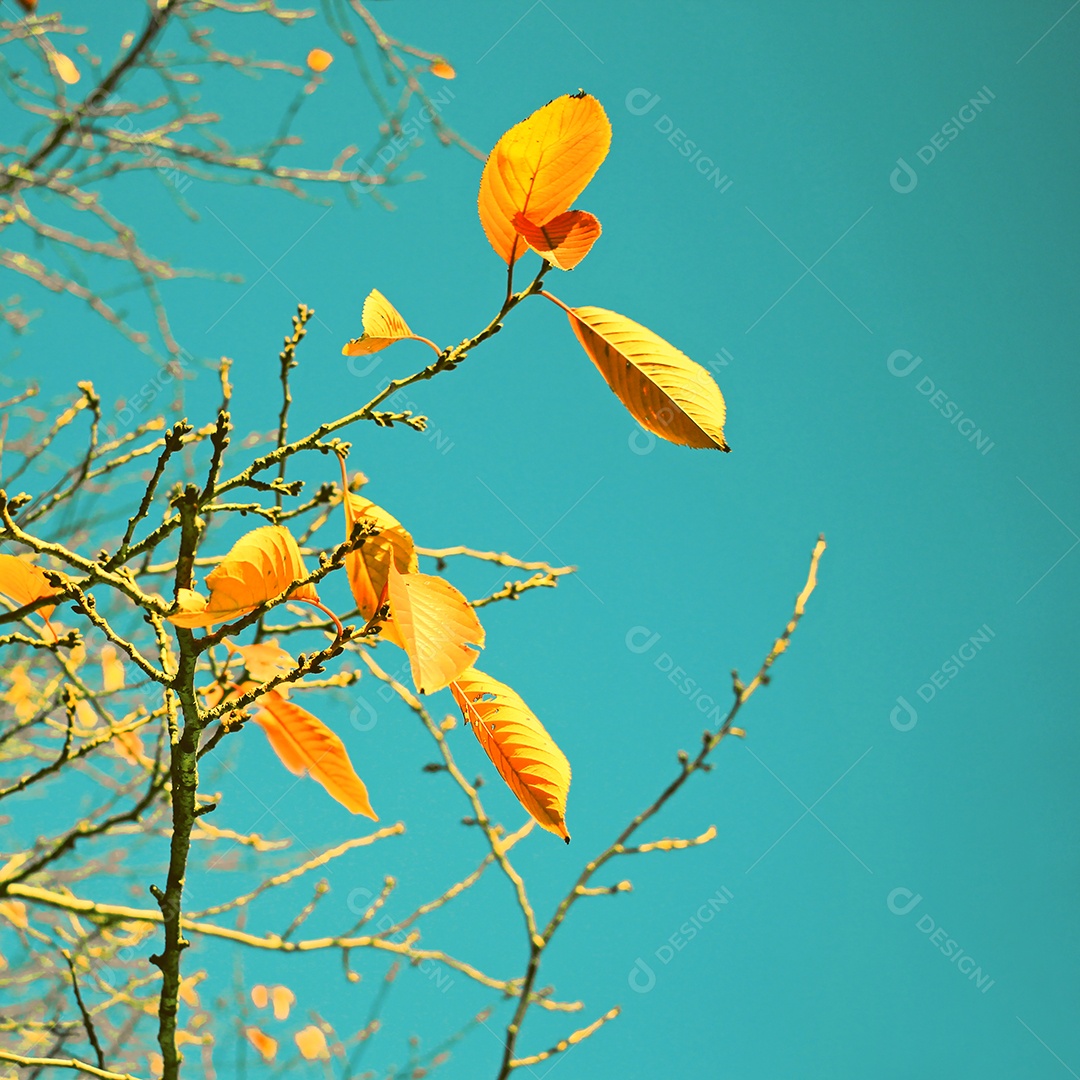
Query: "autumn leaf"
451 669 571 842
245 1027 277 1063
253 690 377 819
386 562 484 695
100 644 125 692
295 1025 330 1061
0 900 29 930
51 51 80 85
228 640 296 684
0 554 64 623
307 48 333 72
167 525 319 628
429 59 455 80
342 487 418 623
250 985 269 1009
564 304 730 451
342 290 425 357
513 209 600 271
479 92 611 266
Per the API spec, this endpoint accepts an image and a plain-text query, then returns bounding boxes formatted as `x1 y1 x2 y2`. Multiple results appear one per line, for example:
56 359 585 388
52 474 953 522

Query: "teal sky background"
5 2 1080 1077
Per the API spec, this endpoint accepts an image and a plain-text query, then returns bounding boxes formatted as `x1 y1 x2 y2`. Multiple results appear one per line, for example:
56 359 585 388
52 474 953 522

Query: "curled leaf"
227 640 296 684
514 209 601 270
451 669 571 842
167 526 318 628
342 290 423 357
387 563 484 695
479 92 611 266
566 305 730 451
253 690 377 819
343 488 417 622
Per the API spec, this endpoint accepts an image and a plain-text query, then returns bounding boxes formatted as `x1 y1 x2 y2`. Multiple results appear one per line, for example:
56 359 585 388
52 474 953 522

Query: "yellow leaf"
451 669 571 842
513 209 601 271
112 729 146 766
342 487 418 623
295 1025 330 1061
251 985 268 1009
342 290 422 357
245 1027 277 1063
479 92 611 266
253 690 377 819
307 48 333 72
565 305 730 451
0 554 63 623
429 60 455 80
0 900 28 929
270 985 295 1021
386 563 484 695
3 665 38 722
178 973 202 1008
228 640 296 684
167 526 318 628
100 644 125 692
51 51 80 85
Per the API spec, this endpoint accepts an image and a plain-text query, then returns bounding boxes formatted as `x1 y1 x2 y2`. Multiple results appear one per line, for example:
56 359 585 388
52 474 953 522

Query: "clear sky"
7 2 1080 1077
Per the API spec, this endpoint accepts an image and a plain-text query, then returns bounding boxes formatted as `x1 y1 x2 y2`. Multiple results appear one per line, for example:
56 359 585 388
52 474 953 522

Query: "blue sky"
5 2 1080 1077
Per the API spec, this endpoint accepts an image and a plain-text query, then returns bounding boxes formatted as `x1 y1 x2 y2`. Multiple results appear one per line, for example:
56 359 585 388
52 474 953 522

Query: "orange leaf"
100 644 125 692
478 92 611 266
270 985 294 1020
250 985 269 1009
342 490 417 623
513 209 600 271
0 900 29 930
228 640 296 684
253 690 377 819
451 669 571 842
295 1025 330 1061
51 51 80 85
167 526 318 628
566 305 730 451
386 563 484 695
0 554 63 622
245 1027 277 1063
307 48 333 72
342 290 422 357
429 60 455 80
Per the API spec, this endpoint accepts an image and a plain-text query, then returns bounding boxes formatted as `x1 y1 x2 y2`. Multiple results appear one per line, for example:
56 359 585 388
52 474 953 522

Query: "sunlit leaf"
51 51 80 85
565 305 730 451
167 526 319 628
342 290 423 357
271 985 295 1020
251 985 268 1009
0 901 29 929
386 563 484 695
307 48 333 72
295 1025 330 1061
342 487 417 623
228 640 296 684
0 554 63 623
451 669 571 842
479 92 611 266
245 1027 277 1063
429 60 455 79
513 209 600 271
253 690 377 819
100 644 125 692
